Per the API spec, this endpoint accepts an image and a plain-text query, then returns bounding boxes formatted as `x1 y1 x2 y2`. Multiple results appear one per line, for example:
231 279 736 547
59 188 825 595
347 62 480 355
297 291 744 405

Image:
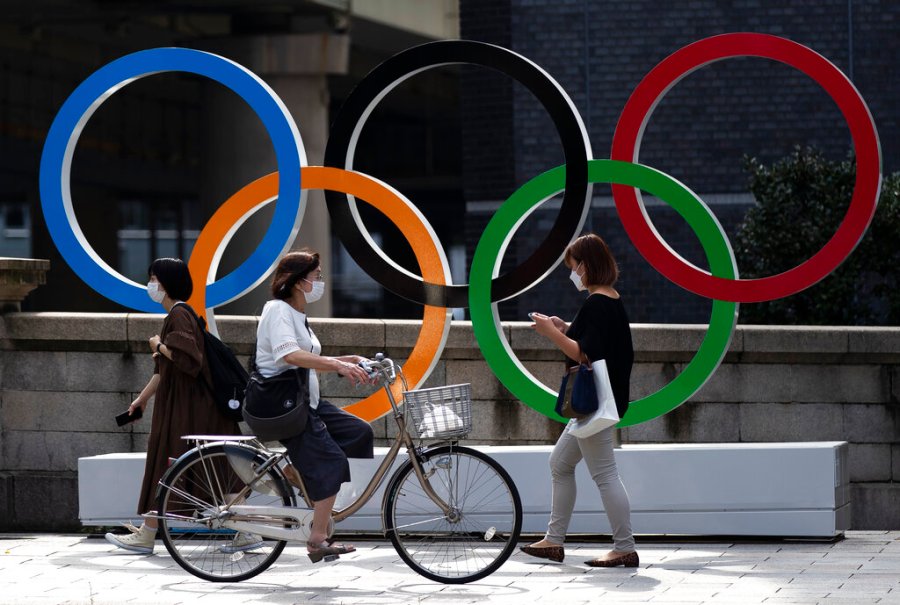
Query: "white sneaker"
105 526 155 554
219 532 264 554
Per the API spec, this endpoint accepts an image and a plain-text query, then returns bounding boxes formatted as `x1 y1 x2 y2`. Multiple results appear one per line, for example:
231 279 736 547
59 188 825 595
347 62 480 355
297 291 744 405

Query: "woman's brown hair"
270 249 320 300
563 233 618 287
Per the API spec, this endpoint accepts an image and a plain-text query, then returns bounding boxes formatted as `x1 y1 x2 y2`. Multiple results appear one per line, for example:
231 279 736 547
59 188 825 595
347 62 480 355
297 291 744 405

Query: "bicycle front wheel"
383 445 522 583
156 443 293 582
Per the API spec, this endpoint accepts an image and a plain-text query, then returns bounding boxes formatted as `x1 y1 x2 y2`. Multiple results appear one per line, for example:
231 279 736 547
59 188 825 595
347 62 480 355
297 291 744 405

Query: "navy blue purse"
555 362 600 419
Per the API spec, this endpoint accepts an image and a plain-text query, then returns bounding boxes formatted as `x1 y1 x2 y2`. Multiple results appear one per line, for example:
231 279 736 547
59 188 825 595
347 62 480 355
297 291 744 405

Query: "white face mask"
569 264 586 292
147 281 166 303
303 279 325 304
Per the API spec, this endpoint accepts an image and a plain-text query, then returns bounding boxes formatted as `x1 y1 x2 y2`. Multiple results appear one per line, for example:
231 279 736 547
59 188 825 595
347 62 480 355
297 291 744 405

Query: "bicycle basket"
402 383 472 439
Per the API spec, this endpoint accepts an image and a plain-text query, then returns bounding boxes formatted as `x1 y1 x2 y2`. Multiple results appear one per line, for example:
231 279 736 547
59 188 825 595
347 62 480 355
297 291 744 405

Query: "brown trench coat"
136 303 241 514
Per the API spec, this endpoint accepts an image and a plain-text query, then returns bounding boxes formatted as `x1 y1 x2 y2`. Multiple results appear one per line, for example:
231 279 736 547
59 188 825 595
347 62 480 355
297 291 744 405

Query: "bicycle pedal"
323 554 339 563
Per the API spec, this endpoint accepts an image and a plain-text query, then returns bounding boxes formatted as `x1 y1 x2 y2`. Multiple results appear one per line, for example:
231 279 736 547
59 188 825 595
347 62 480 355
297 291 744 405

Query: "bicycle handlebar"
358 353 398 385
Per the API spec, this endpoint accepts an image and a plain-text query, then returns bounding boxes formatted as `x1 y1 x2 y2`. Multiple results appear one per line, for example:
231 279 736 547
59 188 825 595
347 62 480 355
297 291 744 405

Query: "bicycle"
153 354 523 584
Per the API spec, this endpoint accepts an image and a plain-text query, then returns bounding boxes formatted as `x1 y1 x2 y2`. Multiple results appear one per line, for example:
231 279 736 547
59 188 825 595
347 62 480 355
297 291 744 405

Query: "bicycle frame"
294 359 455 523
159 358 453 542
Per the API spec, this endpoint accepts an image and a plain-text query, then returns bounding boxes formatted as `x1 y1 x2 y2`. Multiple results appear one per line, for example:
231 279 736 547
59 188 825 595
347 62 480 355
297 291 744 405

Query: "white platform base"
79 442 849 538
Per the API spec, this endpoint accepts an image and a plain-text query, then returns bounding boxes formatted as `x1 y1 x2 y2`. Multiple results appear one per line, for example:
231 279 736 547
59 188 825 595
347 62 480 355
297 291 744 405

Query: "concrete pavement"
1 532 899 604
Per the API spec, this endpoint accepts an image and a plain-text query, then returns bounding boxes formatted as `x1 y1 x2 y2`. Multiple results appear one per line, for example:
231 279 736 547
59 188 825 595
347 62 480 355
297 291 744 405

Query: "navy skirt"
279 400 374 502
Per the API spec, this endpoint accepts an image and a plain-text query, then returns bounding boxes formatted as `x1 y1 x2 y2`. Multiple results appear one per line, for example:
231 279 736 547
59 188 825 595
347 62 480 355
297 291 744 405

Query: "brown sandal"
306 540 355 564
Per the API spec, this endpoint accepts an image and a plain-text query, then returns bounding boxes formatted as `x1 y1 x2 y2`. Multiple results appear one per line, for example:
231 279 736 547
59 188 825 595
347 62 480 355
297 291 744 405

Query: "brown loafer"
520 543 564 563
585 550 639 568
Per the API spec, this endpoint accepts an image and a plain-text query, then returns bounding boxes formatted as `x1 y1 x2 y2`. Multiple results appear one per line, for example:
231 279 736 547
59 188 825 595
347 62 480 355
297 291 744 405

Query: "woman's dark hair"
271 249 320 300
563 233 618 287
148 258 193 301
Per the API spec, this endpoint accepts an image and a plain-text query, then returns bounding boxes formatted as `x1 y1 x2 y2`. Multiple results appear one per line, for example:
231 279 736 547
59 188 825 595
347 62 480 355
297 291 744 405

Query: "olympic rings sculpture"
39 33 881 426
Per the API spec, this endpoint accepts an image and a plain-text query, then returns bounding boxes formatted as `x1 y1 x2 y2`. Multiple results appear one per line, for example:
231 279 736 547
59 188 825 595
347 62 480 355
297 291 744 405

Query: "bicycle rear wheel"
383 445 522 583
157 443 293 582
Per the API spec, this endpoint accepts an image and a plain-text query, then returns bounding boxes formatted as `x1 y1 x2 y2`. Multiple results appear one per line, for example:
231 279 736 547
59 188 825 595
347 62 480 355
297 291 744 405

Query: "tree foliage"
735 147 900 325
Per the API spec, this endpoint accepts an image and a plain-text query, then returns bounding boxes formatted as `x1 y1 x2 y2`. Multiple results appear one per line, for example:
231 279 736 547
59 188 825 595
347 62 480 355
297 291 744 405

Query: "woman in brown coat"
105 258 242 554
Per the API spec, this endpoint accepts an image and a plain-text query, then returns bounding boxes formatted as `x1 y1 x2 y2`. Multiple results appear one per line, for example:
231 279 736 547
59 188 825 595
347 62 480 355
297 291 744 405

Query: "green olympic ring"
469 159 739 427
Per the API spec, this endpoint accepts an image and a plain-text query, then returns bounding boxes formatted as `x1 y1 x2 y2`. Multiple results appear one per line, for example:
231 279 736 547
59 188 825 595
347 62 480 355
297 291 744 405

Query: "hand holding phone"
115 407 143 427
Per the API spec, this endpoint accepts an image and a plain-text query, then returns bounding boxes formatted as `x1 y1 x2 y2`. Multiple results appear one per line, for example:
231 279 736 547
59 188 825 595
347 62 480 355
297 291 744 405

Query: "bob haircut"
271 249 320 300
148 258 193 302
563 233 619 287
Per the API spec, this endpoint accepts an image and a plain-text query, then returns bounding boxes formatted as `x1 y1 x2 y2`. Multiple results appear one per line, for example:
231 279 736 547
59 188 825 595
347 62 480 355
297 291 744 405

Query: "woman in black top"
521 233 638 568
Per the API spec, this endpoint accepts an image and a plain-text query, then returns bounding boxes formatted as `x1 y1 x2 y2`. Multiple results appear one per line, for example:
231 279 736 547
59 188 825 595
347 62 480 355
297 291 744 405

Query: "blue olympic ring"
39 47 307 312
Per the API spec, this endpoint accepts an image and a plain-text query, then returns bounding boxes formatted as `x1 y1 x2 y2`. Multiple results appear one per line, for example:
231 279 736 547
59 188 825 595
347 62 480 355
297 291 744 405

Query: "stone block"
446 360 508 400
508 322 557 360
415 361 447 389
456 400 561 444
850 484 900 530
383 320 424 356
893 367 900 404
790 365 885 403
630 362 678 400
740 325 848 357
313 318 385 352
461 400 508 443
125 313 168 349
9 472 80 531
739 403 843 442
1 431 133 472
893 444 900 482
632 324 731 361
2 351 68 391
0 473 9 522
65 352 150 392
691 363 792 403
213 314 260 346
847 443 892 482
620 402 740 443
848 328 900 357
517 359 562 393
0 390 131 432
843 404 900 443
445 320 479 352
4 312 127 344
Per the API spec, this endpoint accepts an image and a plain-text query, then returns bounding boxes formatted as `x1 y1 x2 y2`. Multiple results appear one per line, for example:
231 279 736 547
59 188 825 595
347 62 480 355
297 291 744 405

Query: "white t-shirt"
255 299 322 408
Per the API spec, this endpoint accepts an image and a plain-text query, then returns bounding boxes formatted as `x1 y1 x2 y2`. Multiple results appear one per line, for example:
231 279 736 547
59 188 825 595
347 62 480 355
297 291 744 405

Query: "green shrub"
735 147 900 325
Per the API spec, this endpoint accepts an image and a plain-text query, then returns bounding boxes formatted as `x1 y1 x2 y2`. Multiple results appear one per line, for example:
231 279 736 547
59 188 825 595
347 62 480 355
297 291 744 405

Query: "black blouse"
565 293 634 418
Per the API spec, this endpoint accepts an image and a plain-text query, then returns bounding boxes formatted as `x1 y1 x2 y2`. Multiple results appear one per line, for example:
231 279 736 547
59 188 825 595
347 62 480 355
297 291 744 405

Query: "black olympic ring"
324 39 592 308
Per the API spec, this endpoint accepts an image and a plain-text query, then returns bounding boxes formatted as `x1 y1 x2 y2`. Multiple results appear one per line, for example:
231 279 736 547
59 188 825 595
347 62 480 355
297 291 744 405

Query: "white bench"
79 442 849 538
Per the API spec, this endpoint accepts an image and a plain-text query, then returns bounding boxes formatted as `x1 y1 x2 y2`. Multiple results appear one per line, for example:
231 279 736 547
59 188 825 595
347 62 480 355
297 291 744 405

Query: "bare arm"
530 312 581 361
281 349 371 385
128 374 160 416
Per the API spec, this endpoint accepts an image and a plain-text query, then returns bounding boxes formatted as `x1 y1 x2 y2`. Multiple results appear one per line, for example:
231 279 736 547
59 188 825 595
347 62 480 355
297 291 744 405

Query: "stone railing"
1 311 898 530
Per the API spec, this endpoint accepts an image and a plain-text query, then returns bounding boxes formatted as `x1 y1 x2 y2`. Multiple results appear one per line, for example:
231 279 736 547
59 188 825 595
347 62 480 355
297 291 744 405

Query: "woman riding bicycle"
255 249 375 562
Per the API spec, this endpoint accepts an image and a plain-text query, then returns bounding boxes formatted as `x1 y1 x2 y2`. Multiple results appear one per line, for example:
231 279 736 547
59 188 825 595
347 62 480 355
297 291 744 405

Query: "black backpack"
178 303 248 422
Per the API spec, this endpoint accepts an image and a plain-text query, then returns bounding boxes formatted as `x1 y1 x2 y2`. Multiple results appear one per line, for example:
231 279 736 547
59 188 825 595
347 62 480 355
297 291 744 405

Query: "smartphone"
115 407 143 427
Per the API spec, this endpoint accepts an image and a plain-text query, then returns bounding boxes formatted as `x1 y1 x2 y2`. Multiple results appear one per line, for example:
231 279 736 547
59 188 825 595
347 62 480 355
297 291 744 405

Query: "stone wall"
1 312 898 530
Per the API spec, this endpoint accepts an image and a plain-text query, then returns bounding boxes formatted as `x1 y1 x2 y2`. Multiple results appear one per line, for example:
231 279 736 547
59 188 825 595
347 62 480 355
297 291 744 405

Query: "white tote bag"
567 359 620 438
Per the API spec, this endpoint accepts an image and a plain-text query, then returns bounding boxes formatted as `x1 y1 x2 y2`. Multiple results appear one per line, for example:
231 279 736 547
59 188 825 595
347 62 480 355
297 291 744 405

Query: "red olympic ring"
611 32 882 303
